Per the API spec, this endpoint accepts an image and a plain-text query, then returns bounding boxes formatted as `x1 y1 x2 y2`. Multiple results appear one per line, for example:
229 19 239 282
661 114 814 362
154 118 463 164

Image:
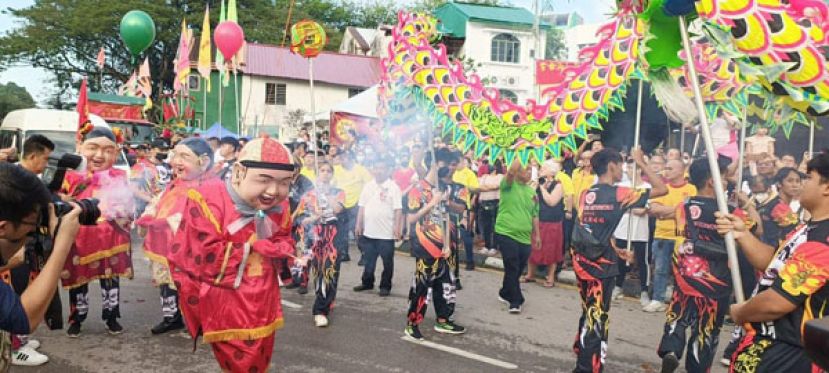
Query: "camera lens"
77 198 101 226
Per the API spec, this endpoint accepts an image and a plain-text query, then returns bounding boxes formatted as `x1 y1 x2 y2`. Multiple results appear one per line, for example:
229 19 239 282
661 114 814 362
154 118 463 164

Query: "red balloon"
214 21 245 60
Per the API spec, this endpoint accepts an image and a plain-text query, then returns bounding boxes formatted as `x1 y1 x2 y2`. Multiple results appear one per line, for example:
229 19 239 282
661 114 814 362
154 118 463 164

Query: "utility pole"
533 0 541 102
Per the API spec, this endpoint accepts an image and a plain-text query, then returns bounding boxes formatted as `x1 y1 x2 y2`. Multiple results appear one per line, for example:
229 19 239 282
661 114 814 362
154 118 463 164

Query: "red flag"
96 47 106 69
163 97 179 122
77 78 90 141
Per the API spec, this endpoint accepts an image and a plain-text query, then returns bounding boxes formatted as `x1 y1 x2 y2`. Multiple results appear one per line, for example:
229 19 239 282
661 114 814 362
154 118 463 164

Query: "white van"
0 108 130 173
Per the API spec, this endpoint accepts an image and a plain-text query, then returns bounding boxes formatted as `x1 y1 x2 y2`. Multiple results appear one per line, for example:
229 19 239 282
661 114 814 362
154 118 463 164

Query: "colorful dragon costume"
378 0 826 164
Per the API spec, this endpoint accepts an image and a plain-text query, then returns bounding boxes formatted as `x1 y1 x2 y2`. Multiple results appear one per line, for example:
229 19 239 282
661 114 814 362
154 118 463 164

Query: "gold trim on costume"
201 317 284 343
187 189 222 234
144 250 169 266
78 244 130 265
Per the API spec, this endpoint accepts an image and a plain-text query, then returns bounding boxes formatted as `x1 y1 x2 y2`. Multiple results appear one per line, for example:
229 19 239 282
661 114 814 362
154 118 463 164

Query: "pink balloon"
214 21 245 60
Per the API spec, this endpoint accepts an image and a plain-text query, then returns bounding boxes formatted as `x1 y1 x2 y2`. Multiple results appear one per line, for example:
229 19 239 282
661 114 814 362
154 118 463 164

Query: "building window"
491 33 520 63
265 83 287 105
188 75 201 91
348 88 365 98
499 89 517 104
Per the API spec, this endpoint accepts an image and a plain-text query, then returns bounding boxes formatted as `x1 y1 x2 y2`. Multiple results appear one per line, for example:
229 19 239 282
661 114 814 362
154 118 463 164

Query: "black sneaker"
285 282 299 290
465 264 475 271
455 279 463 290
434 320 466 335
340 255 351 263
66 322 81 338
404 325 424 341
353 284 373 292
105 318 124 335
357 257 365 266
378 288 390 297
661 353 679 373
297 286 308 295
151 318 184 335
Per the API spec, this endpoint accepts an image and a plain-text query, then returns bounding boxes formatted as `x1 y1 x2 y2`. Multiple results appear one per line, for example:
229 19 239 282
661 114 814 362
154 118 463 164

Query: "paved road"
29 243 732 373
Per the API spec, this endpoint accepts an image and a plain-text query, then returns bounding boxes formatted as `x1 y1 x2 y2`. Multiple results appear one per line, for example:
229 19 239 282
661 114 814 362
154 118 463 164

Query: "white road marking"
400 336 519 370
281 300 302 309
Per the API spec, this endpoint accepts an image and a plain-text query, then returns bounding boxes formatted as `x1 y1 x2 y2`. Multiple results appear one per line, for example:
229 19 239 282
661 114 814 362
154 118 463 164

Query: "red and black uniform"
757 194 799 247
730 220 829 373
572 184 649 373
404 180 457 327
293 184 346 316
658 197 744 372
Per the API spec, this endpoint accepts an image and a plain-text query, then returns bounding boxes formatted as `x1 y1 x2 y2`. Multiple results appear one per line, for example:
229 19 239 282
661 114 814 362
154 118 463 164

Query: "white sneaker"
639 291 651 307
477 247 490 255
611 286 623 300
643 300 667 313
665 285 674 300
12 346 48 366
720 357 731 367
314 315 329 327
488 248 498 256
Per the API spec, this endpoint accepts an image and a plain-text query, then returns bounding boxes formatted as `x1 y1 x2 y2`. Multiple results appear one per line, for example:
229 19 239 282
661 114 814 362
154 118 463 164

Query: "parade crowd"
0 119 826 373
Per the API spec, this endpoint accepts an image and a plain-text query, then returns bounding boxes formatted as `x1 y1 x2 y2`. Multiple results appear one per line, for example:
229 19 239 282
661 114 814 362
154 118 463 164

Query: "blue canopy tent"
200 123 238 138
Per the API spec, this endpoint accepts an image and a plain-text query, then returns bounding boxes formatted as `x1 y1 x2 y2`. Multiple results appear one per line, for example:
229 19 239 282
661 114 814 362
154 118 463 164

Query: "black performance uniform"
730 219 829 373
658 197 741 373
572 183 649 373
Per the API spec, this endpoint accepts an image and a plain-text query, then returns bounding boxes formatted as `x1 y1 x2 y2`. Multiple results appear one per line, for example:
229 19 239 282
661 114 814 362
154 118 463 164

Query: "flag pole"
218 66 223 138
625 78 644 257
679 15 745 302
809 118 816 158
202 76 208 131
234 70 241 136
308 58 318 174
736 105 748 193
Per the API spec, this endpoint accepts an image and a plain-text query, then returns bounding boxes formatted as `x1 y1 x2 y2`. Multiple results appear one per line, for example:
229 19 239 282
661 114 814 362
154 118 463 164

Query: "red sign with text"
536 60 578 85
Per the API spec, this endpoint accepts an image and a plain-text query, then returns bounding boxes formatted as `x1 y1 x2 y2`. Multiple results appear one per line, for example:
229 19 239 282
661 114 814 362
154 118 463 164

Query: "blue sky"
0 0 616 104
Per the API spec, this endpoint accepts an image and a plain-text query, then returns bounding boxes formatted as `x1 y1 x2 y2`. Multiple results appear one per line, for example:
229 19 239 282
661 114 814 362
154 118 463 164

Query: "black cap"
151 138 170 150
220 136 241 150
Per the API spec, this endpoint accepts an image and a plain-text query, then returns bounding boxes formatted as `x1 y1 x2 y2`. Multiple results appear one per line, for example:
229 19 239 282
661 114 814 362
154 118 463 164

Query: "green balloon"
120 10 156 57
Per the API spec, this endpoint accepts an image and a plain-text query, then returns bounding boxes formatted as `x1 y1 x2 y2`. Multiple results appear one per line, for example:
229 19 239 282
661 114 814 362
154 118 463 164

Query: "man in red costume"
169 136 296 372
61 126 134 337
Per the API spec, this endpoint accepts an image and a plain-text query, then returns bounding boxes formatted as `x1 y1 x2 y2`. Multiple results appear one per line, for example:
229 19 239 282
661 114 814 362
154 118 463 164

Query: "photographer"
8 134 55 366
0 163 81 370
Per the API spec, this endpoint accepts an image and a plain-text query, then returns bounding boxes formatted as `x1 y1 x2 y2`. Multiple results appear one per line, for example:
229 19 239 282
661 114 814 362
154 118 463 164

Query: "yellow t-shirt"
555 171 574 196
452 168 479 208
333 164 373 208
652 182 697 239
300 167 316 181
452 168 480 190
571 168 595 202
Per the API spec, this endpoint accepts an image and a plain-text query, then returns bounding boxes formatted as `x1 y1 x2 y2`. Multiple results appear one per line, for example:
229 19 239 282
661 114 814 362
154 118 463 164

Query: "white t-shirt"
613 180 652 242
358 178 403 240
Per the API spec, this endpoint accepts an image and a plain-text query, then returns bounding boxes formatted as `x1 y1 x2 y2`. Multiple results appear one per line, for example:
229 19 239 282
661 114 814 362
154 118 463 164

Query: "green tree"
0 82 36 120
0 0 375 117
357 0 398 28
545 27 566 60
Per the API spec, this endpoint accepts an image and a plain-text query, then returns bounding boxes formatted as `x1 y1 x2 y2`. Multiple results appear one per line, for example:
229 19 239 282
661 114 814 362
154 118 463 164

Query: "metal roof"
435 2 551 38
243 43 381 88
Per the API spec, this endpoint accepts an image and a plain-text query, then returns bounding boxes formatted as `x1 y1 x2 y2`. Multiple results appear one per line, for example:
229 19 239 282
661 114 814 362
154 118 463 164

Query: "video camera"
41 152 101 226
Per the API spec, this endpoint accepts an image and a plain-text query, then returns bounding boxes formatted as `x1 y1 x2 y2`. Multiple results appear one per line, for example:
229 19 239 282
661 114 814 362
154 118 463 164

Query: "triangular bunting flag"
534 146 546 162
504 149 516 166
475 141 488 159
518 149 531 167
463 135 476 153
489 146 503 163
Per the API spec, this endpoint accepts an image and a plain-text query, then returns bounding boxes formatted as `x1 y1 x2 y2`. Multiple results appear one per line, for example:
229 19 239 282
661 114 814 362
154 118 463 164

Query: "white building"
339 26 394 59
562 23 602 62
433 2 550 103
240 43 381 140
